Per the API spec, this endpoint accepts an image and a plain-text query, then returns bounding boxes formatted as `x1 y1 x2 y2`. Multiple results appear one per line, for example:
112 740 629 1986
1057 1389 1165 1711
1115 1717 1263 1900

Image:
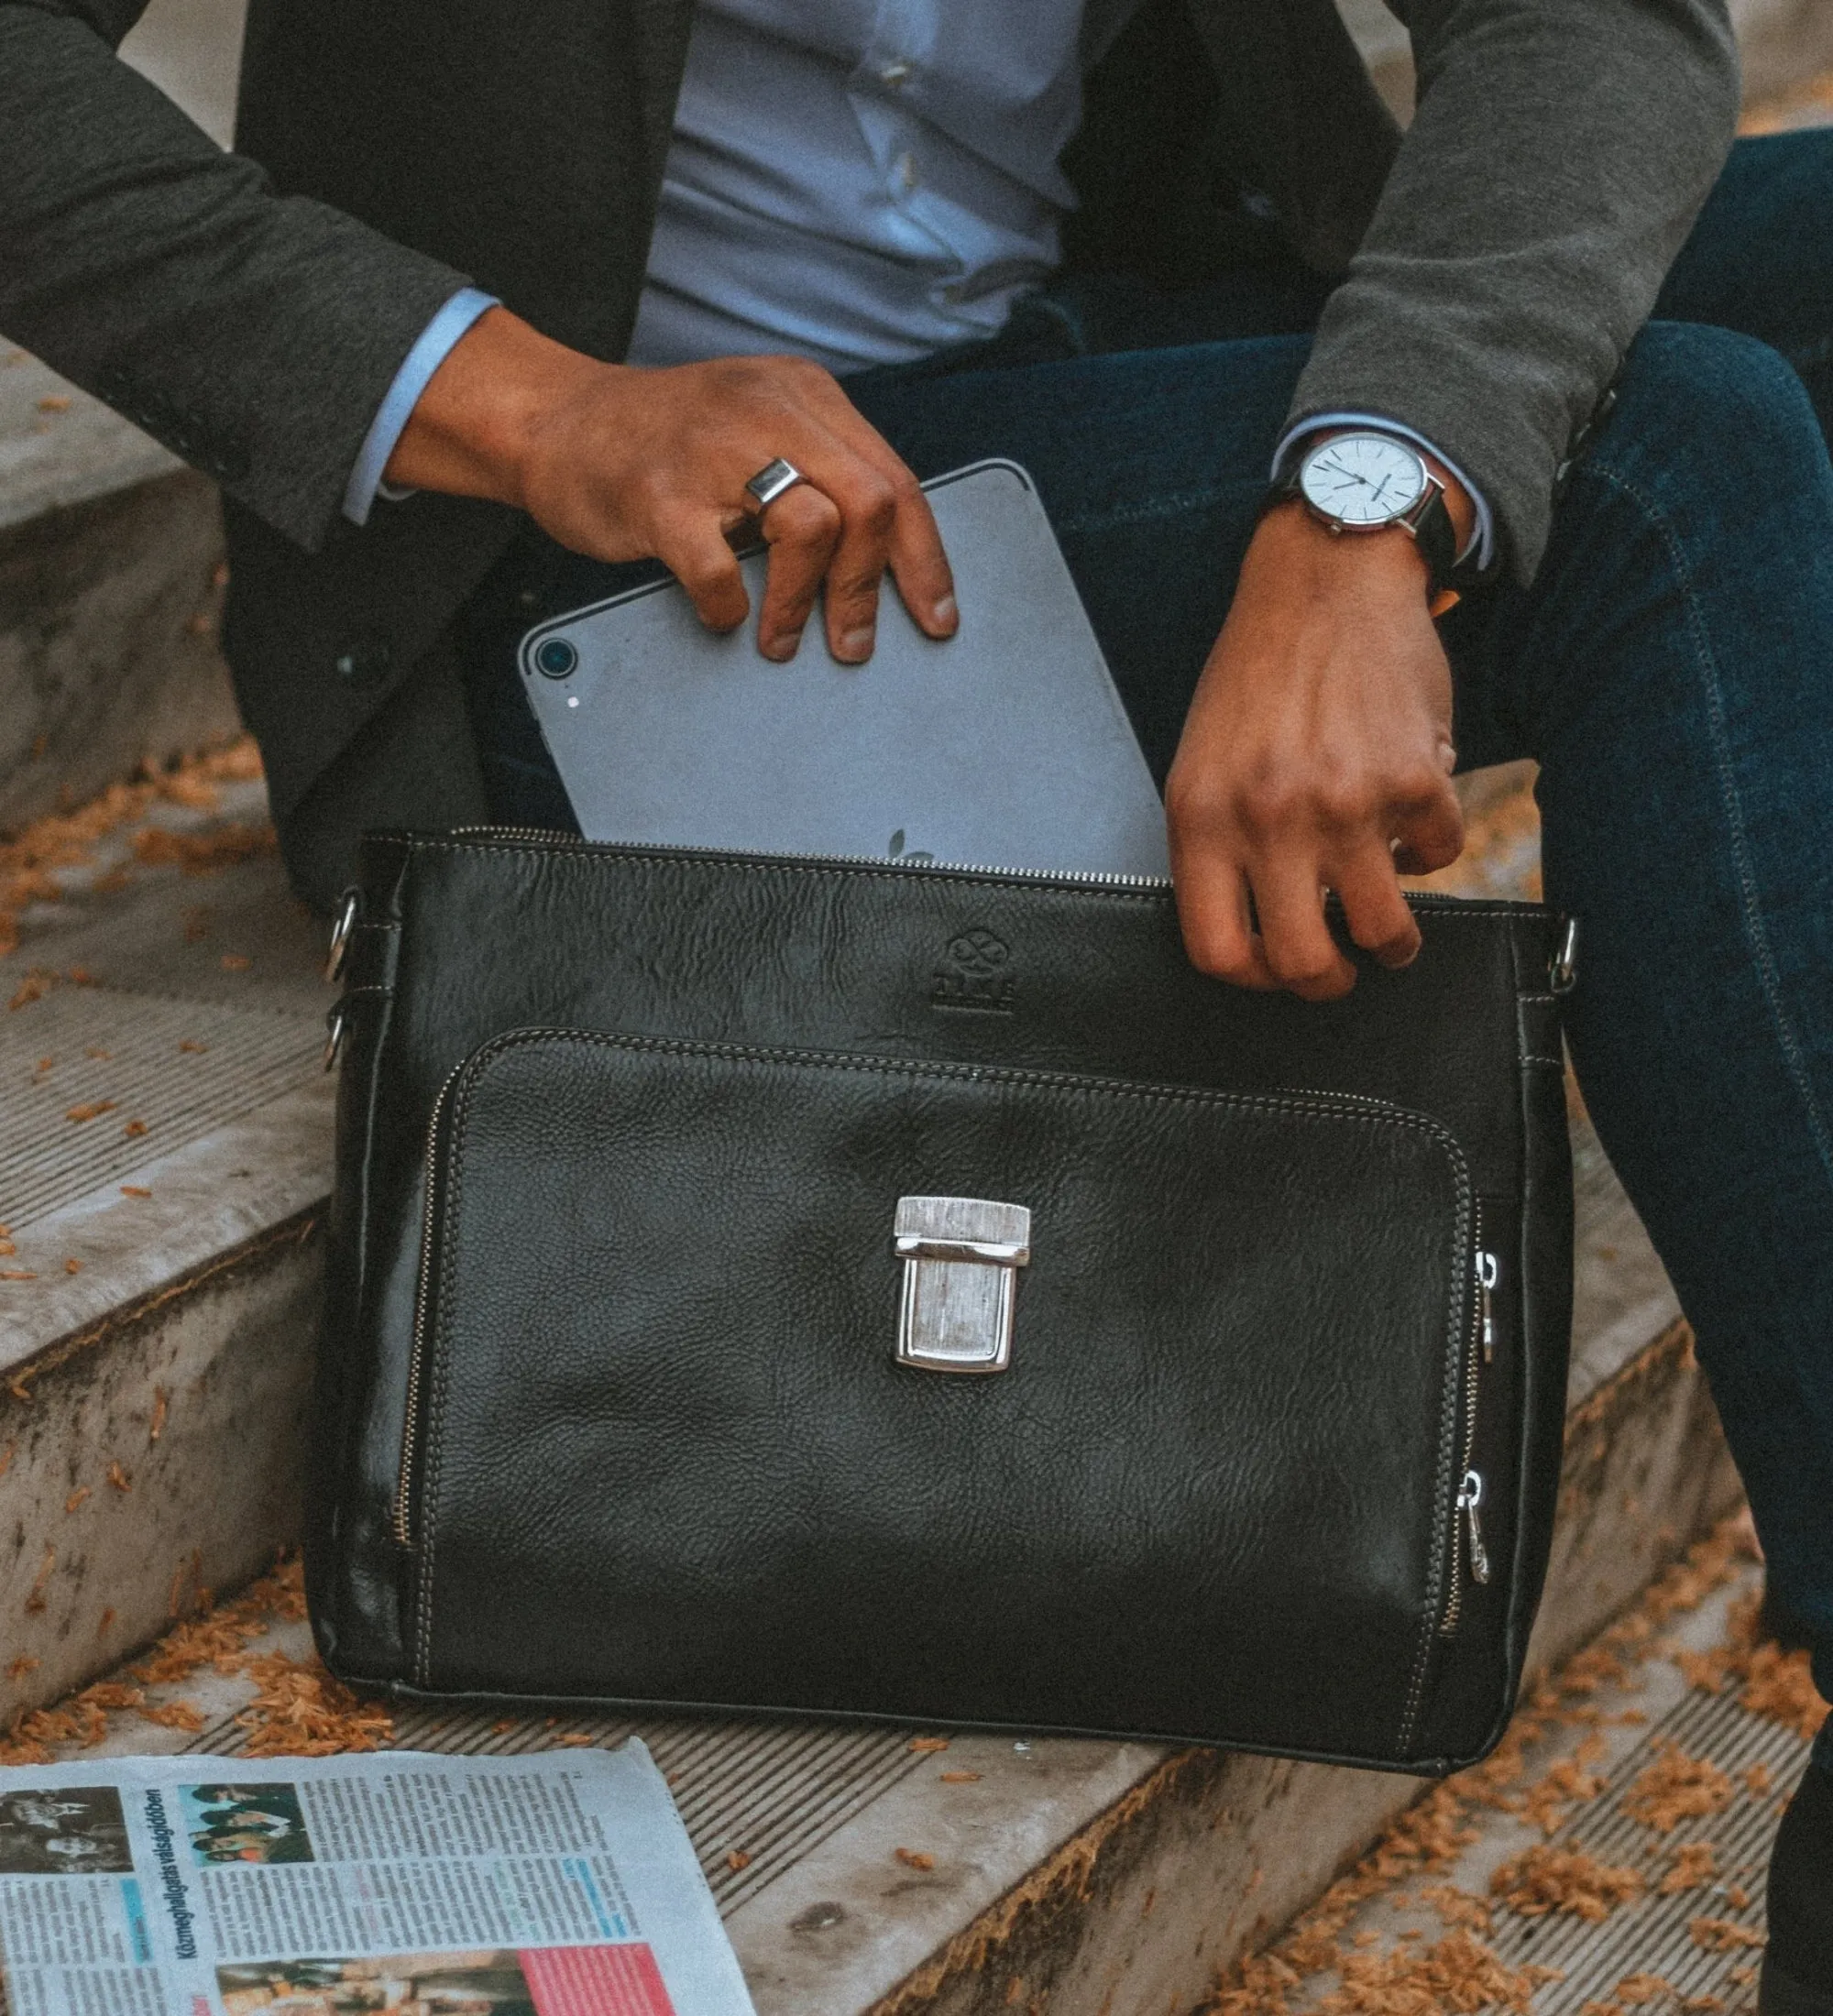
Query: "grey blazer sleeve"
0 0 474 552
1286 0 1740 581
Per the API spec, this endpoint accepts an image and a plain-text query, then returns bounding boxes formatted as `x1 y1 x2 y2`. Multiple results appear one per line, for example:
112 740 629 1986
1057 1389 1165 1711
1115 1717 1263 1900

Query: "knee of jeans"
1600 321 1825 502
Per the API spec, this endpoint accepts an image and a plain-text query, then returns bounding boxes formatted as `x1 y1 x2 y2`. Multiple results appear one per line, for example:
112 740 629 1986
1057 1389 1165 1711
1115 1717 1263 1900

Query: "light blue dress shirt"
342 0 1489 565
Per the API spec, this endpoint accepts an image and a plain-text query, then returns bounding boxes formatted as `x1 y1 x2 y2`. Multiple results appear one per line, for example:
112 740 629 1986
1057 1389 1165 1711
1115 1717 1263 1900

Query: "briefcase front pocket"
392 1026 1488 1765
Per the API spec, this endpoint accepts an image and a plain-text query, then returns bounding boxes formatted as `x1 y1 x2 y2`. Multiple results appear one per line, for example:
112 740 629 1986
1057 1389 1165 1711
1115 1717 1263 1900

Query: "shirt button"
334 633 394 689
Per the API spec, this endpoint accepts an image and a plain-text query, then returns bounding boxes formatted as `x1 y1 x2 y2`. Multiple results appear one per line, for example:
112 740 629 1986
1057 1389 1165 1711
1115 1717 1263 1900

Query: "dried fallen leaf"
1492 1845 1643 1922
139 1699 205 1732
220 953 251 971
1689 1916 1764 1953
908 1736 950 1753
63 1257 82 1275
121 1185 151 1199
1659 1842 1717 1893
726 1849 752 1872
123 1118 148 1137
1624 1742 1736 1834
938 1771 981 1784
895 1848 936 1870
550 1733 595 1748
5 1656 38 1682
149 1387 169 1440
24 1546 55 1614
36 395 71 412
179 1039 208 1053
64 1100 115 1123
65 1487 90 1513
106 1463 132 1493
0 1270 37 1282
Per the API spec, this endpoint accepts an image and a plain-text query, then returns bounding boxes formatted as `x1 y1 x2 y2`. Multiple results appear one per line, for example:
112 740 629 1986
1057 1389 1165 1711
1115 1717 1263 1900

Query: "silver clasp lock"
894 1196 1030 1375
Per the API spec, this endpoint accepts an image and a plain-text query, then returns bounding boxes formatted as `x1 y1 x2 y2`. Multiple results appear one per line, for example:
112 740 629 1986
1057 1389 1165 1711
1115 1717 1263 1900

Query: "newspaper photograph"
0 1742 753 2016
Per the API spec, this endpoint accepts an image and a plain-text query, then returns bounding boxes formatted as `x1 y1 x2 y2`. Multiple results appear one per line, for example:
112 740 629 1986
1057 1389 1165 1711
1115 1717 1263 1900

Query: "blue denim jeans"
465 132 1833 1765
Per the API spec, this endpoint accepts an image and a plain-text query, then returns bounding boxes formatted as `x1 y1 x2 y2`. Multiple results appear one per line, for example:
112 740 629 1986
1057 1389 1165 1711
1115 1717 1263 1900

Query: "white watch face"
1299 433 1428 526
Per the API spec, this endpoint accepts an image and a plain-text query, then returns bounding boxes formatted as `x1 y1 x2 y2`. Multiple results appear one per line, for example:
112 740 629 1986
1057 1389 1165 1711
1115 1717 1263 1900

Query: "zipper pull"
1457 1469 1492 1585
1476 1250 1499 1363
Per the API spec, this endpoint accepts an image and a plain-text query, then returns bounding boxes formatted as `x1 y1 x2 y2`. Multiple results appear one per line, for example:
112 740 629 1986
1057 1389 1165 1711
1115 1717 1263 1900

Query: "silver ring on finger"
743 457 806 514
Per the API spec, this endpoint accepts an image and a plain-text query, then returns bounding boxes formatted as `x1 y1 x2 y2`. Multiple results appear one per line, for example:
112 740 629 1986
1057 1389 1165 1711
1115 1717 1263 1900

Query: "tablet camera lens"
535 639 578 679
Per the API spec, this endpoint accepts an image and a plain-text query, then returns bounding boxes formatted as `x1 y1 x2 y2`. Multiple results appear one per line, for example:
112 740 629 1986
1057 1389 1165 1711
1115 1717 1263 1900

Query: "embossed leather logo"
931 928 1016 1014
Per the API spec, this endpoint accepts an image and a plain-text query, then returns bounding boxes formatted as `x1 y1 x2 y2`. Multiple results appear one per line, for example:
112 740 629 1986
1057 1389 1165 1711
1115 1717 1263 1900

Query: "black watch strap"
1407 483 1460 598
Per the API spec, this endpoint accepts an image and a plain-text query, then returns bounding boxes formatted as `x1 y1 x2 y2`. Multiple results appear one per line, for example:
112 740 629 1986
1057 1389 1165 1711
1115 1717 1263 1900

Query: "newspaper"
0 1742 754 2016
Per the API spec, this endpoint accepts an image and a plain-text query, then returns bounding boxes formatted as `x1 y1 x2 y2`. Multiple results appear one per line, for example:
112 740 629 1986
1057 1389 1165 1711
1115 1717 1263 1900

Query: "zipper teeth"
450 826 1167 889
445 827 1542 915
392 1059 466 1550
1440 1200 1486 1638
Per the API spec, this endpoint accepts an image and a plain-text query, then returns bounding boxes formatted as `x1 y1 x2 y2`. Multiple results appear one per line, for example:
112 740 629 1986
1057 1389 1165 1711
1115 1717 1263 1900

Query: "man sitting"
2 0 1828 1999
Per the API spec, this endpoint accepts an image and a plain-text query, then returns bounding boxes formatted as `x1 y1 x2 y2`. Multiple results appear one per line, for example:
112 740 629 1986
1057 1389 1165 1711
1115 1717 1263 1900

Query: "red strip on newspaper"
521 1943 678 2016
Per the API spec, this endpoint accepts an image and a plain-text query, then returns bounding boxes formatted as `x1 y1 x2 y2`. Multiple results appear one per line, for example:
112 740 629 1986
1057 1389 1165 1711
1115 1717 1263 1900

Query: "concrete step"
1204 1528 1825 2012
1 768 1747 2014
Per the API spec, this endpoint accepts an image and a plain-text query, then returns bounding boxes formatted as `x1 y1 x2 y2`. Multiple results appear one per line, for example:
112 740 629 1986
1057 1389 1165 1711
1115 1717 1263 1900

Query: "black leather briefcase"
312 829 1574 1776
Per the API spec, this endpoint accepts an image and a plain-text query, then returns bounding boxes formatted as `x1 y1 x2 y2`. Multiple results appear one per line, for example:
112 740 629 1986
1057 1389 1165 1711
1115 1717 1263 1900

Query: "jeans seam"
1585 456 1833 1191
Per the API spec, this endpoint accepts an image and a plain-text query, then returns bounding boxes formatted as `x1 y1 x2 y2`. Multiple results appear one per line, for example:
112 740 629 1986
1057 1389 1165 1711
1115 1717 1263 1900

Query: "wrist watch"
1272 429 1460 597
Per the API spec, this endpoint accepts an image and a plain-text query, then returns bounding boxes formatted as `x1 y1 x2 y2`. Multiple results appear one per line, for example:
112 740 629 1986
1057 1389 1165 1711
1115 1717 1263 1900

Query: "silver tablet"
518 458 1169 878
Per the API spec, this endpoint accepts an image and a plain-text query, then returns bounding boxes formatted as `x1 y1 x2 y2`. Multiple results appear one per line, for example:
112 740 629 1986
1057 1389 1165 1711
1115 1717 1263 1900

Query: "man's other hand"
1166 499 1467 1000
384 306 957 665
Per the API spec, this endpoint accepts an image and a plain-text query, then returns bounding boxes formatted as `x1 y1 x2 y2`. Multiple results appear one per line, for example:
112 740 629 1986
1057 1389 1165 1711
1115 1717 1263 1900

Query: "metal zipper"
1441 1214 1497 1636
450 825 1170 889
391 1058 467 1550
447 829 1545 922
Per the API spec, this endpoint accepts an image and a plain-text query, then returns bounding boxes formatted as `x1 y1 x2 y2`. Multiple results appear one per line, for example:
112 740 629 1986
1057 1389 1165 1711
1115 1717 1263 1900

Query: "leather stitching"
410 1024 1474 1743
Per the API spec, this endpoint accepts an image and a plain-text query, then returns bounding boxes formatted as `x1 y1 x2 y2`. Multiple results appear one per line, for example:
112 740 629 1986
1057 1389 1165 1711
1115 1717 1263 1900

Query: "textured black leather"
313 831 1574 1773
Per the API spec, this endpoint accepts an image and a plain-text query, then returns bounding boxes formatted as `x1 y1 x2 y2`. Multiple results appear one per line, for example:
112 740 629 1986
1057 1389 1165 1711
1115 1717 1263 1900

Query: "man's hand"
385 306 957 664
1165 497 1468 1000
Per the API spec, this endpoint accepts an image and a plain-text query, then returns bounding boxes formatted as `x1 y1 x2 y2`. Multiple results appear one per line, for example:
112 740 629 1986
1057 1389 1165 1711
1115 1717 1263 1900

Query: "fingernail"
763 630 801 662
839 627 874 662
931 594 958 633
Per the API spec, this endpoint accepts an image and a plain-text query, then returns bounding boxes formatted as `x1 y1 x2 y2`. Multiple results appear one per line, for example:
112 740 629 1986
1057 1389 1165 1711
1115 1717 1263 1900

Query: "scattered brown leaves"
1623 1741 1736 1834
133 822 276 876
895 1847 936 1870
1689 1917 1764 1953
235 1650 393 1757
1679 1593 1830 1743
1491 1845 1643 1922
1326 1931 1555 2015
64 1100 115 1123
0 739 266 953
139 1698 205 1732
1659 1843 1717 1893
1203 1521 1750 2016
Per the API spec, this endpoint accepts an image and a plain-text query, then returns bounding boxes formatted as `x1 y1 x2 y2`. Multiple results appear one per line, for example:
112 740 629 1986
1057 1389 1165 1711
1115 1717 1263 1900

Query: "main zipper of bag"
1440 1200 1493 1638
452 826 1171 888
393 1057 467 1550
449 830 1530 917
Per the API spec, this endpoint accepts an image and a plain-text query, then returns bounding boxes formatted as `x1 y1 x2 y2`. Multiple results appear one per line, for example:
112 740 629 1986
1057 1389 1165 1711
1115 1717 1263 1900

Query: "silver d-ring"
743 457 805 514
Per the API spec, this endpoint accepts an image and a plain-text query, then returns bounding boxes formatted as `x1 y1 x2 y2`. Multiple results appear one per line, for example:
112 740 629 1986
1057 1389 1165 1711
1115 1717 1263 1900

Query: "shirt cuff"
1271 413 1494 571
341 287 501 525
